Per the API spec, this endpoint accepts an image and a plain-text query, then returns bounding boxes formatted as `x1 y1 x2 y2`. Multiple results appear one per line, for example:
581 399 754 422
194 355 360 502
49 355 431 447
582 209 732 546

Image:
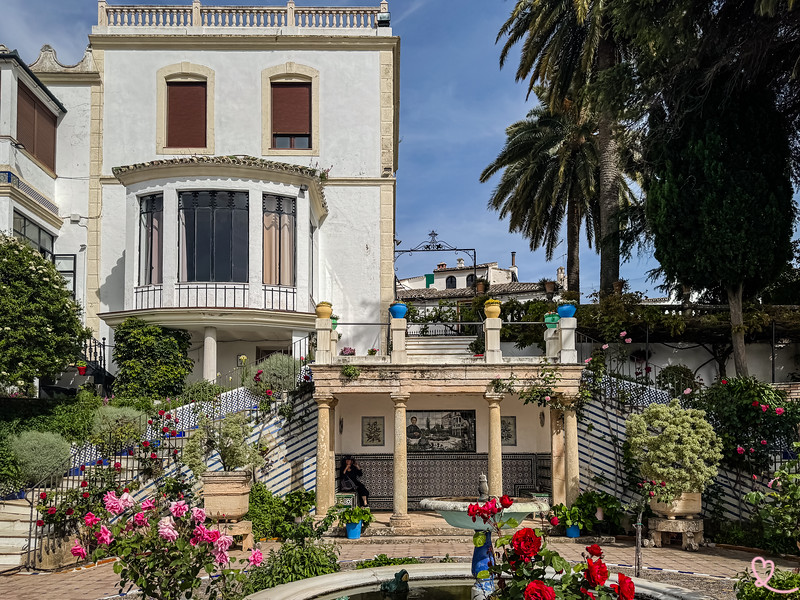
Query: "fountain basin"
419 497 549 531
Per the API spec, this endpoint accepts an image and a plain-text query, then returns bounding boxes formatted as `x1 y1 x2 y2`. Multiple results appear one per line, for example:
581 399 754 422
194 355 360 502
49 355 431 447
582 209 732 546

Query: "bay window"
262 194 295 286
139 193 163 285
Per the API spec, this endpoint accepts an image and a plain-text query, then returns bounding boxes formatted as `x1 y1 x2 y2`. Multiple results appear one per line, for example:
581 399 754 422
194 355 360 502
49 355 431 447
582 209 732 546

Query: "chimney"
511 252 516 267
457 258 465 269
436 262 447 270
557 266 566 290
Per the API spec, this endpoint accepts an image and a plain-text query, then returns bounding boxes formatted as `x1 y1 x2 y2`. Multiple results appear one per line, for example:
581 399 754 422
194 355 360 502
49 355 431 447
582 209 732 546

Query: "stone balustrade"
97 0 389 30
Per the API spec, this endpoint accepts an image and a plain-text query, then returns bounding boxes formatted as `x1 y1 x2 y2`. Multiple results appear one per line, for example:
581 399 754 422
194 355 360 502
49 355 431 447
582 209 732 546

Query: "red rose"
142 441 150 448
170 430 177 436
124 488 129 493
649 491 655 497
549 516 559 526
150 452 157 459
752 401 759 407
148 420 153 425
114 462 121 470
174 418 179 424
512 528 542 560
585 558 609 587
660 481 666 487
524 580 555 600
580 588 596 599
79 465 85 472
173 449 179 455
162 426 169 433
128 450 134 456
610 573 635 600
500 495 513 509
82 492 90 498
585 544 602 557
66 508 74 516
158 410 165 416
36 520 44 527
165 414 171 420
39 492 47 500
80 480 88 488
47 507 57 515
721 379 728 385
96 459 103 465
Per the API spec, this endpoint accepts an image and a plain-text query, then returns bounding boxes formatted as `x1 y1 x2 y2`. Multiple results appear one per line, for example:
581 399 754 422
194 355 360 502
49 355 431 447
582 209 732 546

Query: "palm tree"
496 0 625 295
480 101 599 294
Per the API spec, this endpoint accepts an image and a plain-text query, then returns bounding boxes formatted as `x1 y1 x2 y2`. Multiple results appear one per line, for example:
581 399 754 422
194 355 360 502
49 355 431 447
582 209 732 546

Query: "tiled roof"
431 262 497 273
397 281 544 301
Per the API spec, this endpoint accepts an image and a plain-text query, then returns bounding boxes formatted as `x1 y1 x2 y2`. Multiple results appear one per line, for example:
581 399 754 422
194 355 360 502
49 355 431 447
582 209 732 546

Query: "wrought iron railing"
133 284 163 309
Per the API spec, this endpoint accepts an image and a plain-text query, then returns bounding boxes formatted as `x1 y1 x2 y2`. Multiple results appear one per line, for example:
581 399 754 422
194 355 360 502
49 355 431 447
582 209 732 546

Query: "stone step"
0 533 31 550
0 545 25 567
0 500 31 517
0 519 32 535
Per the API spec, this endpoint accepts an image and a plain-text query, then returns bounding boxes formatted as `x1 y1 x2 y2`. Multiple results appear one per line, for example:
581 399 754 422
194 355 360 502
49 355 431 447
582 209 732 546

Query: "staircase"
0 499 32 570
40 335 113 398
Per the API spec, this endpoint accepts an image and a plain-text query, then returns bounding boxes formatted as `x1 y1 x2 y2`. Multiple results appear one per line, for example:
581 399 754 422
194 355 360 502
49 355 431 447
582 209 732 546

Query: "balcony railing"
134 284 163 309
177 283 249 308
132 283 298 311
98 1 388 30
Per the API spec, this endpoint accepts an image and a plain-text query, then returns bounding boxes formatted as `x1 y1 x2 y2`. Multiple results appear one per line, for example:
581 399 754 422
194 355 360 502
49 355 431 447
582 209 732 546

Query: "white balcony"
133 282 298 312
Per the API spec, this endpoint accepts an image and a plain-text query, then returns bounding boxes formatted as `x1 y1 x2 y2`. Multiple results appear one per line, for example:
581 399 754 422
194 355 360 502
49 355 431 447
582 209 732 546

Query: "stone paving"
1 511 797 600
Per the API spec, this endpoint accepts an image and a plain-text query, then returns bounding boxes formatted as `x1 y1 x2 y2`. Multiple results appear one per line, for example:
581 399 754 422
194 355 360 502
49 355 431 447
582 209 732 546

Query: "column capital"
390 392 410 406
483 392 504 406
313 393 335 408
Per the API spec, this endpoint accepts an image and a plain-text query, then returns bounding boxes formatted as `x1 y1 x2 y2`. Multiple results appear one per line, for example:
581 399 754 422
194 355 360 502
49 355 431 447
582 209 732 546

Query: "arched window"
466 274 475 288
446 275 456 289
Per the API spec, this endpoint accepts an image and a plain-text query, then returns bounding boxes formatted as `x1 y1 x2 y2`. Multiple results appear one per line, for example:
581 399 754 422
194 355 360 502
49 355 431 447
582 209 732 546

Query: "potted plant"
315 301 333 319
76 359 87 375
484 298 502 319
337 505 375 539
182 412 264 521
557 290 579 318
389 301 408 319
475 278 489 294
544 311 560 329
627 399 722 518
552 503 591 538
330 313 340 330
367 347 379 356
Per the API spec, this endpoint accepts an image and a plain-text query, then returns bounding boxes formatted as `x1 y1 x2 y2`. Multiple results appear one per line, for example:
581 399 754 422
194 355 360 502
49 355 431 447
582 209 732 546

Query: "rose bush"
468 498 634 600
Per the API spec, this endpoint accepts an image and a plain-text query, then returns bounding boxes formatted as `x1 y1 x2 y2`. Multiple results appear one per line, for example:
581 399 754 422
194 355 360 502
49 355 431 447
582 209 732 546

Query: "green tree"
0 233 90 390
646 83 795 376
497 0 629 295
112 317 194 398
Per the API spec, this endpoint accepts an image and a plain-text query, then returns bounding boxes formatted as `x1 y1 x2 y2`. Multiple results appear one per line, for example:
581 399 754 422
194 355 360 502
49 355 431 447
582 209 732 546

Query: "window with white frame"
139 193 163 285
262 194 296 286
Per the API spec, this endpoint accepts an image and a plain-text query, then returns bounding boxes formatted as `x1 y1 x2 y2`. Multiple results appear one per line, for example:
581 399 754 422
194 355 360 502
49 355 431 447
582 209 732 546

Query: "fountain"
419 475 550 599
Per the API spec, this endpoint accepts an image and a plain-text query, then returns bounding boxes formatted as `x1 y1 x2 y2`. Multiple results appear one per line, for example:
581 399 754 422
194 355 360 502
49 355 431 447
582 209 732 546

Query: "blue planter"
566 524 580 538
345 520 362 539
557 304 577 318
389 303 408 319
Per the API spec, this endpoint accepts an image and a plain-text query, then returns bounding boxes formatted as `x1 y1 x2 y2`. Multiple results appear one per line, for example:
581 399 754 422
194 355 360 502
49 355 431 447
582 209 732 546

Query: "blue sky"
0 0 663 297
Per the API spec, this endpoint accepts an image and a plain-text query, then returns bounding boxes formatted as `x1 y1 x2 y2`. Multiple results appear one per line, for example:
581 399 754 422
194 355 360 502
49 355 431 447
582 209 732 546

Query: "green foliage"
26 391 103 443
735 567 800 599
688 378 798 474
356 554 421 569
551 503 593 531
177 380 225 406
91 406 145 454
108 395 156 413
0 434 23 496
337 506 374 528
339 364 361 380
655 365 699 401
244 353 301 397
182 412 263 477
574 490 625 534
112 317 194 398
246 484 319 541
626 399 722 500
10 430 71 485
243 540 339 593
0 234 91 388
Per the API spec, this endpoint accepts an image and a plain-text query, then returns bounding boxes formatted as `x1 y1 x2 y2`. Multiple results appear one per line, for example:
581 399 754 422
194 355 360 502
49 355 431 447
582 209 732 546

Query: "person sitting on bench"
340 455 370 507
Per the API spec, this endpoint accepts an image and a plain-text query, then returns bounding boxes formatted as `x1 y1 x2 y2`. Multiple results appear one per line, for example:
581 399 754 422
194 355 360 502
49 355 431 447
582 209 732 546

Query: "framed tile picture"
501 415 517 446
361 416 385 446
406 410 476 452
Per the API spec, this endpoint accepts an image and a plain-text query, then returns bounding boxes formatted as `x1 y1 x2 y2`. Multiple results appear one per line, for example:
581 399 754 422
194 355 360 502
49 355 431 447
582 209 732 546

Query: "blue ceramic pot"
557 303 577 318
389 303 408 319
566 524 580 538
345 520 362 539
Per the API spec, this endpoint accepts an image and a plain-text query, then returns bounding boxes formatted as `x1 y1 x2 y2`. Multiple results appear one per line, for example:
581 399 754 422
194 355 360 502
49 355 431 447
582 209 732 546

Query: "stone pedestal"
646 517 704 551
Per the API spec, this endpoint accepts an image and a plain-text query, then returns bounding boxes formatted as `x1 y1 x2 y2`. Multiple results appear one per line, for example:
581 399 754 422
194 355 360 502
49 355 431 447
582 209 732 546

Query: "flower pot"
345 520 362 539
544 281 556 294
331 318 338 330
650 492 701 519
612 280 624 294
315 303 333 319
484 303 501 319
544 314 560 329
201 471 252 521
566 524 580 538
557 304 576 318
389 303 408 319
77 366 87 375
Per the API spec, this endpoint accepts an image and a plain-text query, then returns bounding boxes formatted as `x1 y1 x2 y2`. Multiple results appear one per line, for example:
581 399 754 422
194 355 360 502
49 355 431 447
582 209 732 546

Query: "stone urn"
650 492 701 519
315 302 333 319
484 301 501 319
202 471 252 521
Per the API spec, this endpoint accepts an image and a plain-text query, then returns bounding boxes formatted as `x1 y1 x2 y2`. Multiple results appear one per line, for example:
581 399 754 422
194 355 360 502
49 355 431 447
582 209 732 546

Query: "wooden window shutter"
36 108 57 171
167 82 207 148
16 85 36 152
272 83 311 135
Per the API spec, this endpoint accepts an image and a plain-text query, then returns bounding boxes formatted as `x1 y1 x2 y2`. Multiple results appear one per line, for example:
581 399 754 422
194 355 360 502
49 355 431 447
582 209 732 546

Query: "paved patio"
1 511 796 600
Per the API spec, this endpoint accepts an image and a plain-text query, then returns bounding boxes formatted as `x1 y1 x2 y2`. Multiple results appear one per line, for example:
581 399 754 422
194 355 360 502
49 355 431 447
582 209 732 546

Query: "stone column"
390 393 411 528
484 318 502 364
484 392 504 497
202 326 217 381
315 318 332 364
329 398 338 510
314 394 335 517
544 327 560 360
559 317 578 363
564 408 580 506
550 408 566 506
390 318 407 363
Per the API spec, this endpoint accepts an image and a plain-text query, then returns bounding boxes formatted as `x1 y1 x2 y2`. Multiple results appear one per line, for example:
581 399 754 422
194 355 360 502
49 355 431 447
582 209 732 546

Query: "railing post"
315 319 332 364
545 327 560 360
287 0 295 26
192 0 201 26
98 0 108 26
559 317 578 363
390 318 407 363
484 317 502 364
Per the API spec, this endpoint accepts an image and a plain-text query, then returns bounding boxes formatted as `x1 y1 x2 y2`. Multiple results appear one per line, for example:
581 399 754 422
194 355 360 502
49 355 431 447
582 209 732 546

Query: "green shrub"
25 391 103 442
176 380 225 406
244 353 302 398
243 540 339 593
735 568 800 599
356 554 422 569
109 395 156 413
655 364 700 399
0 435 23 496
112 317 194 398
247 483 287 540
10 431 71 485
573 490 625 534
91 406 145 453
182 413 262 477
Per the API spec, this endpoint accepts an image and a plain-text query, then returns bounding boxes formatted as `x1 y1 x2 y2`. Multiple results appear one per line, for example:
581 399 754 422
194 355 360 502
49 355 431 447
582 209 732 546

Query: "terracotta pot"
315 303 333 319
650 491 701 519
484 303 501 319
476 281 486 294
202 471 252 521
77 366 87 375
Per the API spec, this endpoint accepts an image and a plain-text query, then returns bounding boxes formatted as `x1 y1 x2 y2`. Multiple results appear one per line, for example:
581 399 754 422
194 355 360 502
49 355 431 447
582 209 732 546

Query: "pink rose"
212 549 230 566
191 507 206 523
737 446 745 455
169 500 189 519
133 512 149 528
544 396 550 402
214 534 234 553
762 405 768 412
248 548 264 566
191 524 209 545
752 474 758 481
683 388 692 395
158 517 179 542
103 491 124 515
761 440 767 445
625 338 632 344
94 525 114 546
70 539 88 560
776 407 785 415
119 492 135 510
602 344 609 350
619 331 627 337
84 512 100 527
585 358 592 363
205 529 222 543
141 498 155 511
